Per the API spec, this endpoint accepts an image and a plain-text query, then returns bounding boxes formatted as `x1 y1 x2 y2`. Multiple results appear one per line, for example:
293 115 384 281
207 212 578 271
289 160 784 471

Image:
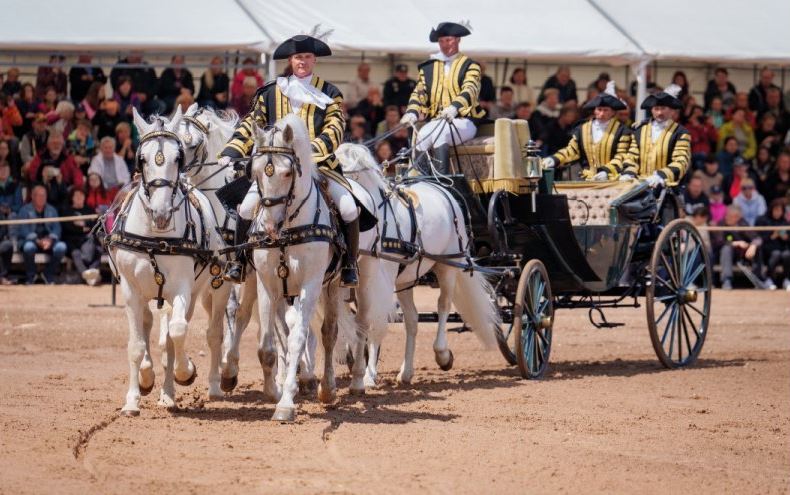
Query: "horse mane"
196 106 239 155
265 114 315 175
336 143 389 192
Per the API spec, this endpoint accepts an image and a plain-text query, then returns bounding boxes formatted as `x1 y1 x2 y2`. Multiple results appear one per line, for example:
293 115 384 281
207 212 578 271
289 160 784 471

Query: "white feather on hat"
605 80 617 97
664 84 682 99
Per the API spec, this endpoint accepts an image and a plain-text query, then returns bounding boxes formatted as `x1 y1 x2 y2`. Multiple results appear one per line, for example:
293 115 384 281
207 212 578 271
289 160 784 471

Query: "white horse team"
107 106 498 422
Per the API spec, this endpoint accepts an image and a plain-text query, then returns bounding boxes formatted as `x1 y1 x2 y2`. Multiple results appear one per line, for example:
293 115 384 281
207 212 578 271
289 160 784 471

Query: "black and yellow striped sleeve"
406 67 428 118
551 134 581 167
656 131 691 182
221 93 266 159
621 129 642 177
311 93 345 166
601 131 631 176
451 62 481 116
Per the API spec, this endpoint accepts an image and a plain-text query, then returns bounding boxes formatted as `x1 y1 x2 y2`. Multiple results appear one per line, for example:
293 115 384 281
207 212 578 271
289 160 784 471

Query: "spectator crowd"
0 54 788 290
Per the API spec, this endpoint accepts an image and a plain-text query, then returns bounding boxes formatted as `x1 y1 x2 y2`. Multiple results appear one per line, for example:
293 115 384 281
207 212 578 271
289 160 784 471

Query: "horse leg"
396 288 419 385
138 304 155 396
205 287 227 400
221 277 257 390
120 285 147 416
318 286 338 404
169 290 197 387
298 324 319 396
364 340 380 388
258 298 282 402
433 266 457 371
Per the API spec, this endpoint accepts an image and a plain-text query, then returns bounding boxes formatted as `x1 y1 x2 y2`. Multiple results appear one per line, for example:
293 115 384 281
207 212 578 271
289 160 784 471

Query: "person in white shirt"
345 62 373 109
88 136 130 189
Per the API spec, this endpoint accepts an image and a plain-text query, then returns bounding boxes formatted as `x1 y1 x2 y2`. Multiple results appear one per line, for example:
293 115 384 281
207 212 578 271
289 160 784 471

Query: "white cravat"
430 51 459 76
651 119 671 143
276 74 333 114
591 118 610 144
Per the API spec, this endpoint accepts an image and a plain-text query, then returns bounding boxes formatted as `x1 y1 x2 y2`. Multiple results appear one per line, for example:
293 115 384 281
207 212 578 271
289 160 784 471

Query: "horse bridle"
136 126 185 222
181 111 210 171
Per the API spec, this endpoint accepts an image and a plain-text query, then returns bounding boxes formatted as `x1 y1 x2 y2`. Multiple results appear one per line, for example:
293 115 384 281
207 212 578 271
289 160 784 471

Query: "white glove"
218 155 232 167
645 173 665 188
541 157 556 169
400 112 418 126
619 174 635 182
592 171 609 181
439 105 458 121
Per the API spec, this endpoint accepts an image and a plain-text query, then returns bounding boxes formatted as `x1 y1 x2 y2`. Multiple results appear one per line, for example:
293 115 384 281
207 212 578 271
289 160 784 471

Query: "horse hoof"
318 387 337 404
299 378 319 396
349 387 366 396
438 350 454 371
220 375 238 393
271 407 295 423
139 380 155 396
120 409 140 417
175 360 198 386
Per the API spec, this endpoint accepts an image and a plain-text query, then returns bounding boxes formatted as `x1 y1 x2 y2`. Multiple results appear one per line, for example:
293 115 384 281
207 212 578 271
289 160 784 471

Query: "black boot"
433 144 451 175
223 218 251 283
340 218 360 288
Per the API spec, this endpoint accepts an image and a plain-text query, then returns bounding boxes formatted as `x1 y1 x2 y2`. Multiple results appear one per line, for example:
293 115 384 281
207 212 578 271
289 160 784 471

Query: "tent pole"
633 58 649 123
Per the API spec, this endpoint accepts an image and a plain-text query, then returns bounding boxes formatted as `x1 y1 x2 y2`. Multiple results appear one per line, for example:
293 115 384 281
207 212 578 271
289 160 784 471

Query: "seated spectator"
85 172 115 211
690 206 712 254
704 67 736 112
37 86 58 116
616 107 633 128
345 115 370 144
352 87 385 134
88 137 130 190
109 53 160 117
15 83 39 136
711 204 760 290
19 113 50 168
375 105 401 137
114 122 137 173
716 136 741 179
718 108 756 160
68 54 107 103
489 86 516 119
231 76 258 116
748 67 783 116
375 140 394 165
755 113 781 156
174 92 195 114
698 155 723 195
671 71 690 101
47 100 75 139
684 174 710 215
0 93 22 146
386 126 410 154
540 65 577 104
762 151 790 202
73 103 89 125
0 159 21 214
629 66 658 98
709 185 727 225
2 67 22 98
478 62 496 113
230 57 263 101
0 139 22 180
733 178 767 226
28 133 84 208
196 56 230 110
723 157 758 204
35 55 67 100
509 68 535 106
382 64 416 113
93 100 124 140
514 102 533 121
13 184 67 284
80 81 106 121
158 55 195 114
705 95 725 129
542 105 579 158
66 119 95 175
686 105 718 168
113 76 142 121
756 198 790 290
725 92 757 128
752 145 775 189
61 187 102 286
346 62 372 110
763 87 789 136
530 88 562 146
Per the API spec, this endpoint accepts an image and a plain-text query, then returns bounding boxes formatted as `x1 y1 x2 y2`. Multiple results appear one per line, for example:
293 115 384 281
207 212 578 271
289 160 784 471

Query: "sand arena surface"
0 285 788 494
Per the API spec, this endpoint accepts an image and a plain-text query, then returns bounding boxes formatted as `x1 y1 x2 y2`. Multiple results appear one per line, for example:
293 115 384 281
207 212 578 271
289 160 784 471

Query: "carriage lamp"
524 140 543 180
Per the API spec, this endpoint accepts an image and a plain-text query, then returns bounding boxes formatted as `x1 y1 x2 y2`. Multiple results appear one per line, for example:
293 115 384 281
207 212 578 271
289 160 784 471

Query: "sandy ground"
0 285 788 494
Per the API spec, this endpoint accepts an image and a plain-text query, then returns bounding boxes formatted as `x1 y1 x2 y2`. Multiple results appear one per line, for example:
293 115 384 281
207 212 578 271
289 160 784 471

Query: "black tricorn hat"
640 84 683 110
273 35 332 60
429 22 472 42
583 81 627 111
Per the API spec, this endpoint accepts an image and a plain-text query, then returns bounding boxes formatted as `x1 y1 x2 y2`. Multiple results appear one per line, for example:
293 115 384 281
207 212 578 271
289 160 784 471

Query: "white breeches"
237 179 358 223
415 118 476 152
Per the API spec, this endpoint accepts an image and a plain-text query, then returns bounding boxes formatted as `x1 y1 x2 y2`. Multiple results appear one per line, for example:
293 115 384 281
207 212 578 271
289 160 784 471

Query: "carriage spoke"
659 252 680 289
686 302 707 318
680 306 698 352
683 260 705 289
681 242 701 285
536 328 550 348
676 307 684 362
668 234 682 288
682 306 702 340
655 300 674 326
660 304 678 346
654 274 677 292
667 305 677 359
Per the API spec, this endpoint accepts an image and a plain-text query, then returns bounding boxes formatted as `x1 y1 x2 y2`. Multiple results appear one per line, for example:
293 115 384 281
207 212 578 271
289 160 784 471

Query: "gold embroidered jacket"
622 120 691 181
550 119 631 177
405 55 485 120
221 75 345 172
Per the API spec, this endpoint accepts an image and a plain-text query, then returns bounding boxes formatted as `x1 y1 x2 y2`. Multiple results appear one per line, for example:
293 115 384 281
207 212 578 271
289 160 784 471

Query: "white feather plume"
605 80 617 97
304 24 333 42
664 83 682 99
459 20 473 31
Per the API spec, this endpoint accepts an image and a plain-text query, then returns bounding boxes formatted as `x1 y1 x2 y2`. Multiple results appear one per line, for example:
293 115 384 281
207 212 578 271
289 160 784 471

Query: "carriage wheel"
494 294 517 366
514 260 554 379
647 219 712 368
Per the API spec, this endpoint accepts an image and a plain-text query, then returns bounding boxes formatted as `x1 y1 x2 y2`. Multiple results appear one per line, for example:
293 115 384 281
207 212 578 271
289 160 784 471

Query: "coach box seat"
553 181 641 226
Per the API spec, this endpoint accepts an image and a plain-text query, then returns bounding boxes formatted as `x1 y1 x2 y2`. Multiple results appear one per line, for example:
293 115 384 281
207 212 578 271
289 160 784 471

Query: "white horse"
111 107 225 416
336 143 500 385
248 115 380 422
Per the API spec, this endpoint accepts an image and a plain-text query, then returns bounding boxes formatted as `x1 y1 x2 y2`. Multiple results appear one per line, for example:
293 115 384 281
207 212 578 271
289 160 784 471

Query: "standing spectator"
762 151 790 203
705 95 725 129
683 174 710 215
756 198 790 290
35 54 67 100
704 67 736 111
88 137 130 190
66 119 95 175
488 86 516 119
19 113 49 168
13 184 67 284
15 83 39 137
80 81 106 121
733 178 767 226
231 76 258 116
352 87 385 134
686 105 718 168
530 88 561 145
478 62 496 113
375 105 401 137
725 92 756 128
93 100 124 140
748 67 783 116
114 122 137 173
158 55 195 114
84 172 115 211
47 101 75 139
718 108 756 160
382 64 416 112
711 204 760 290
230 57 263 101
514 102 533 121
708 185 727 224
68 54 107 103
196 56 230 109
671 71 690 101
541 65 577 104
27 133 84 208
509 68 534 106
346 62 373 110
61 187 102 286
2 67 22 98
112 76 142 121
109 53 160 116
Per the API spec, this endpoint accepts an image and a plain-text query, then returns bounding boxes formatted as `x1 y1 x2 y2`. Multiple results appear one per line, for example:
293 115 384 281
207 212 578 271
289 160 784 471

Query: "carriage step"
588 307 625 329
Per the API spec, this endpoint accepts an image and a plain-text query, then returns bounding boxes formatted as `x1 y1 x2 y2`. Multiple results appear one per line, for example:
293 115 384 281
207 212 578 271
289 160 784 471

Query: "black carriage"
410 120 712 379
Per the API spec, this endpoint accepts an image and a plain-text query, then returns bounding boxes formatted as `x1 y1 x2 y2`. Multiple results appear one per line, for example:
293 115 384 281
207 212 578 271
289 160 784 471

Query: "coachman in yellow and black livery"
401 22 485 173
542 81 631 181
217 35 370 286
620 84 691 188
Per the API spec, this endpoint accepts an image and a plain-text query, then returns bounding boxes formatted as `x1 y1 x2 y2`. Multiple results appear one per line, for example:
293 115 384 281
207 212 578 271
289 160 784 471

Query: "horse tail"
452 271 500 349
